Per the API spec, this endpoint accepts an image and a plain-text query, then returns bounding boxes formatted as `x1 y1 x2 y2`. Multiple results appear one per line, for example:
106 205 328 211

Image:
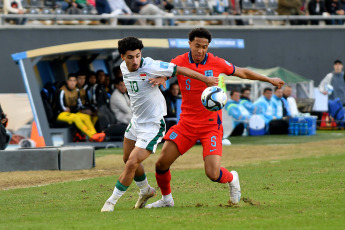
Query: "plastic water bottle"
294 122 299 136
289 122 294 135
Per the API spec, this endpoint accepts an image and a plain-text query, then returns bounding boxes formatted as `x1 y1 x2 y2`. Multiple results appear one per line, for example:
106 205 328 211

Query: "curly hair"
118 37 144 55
188 27 212 43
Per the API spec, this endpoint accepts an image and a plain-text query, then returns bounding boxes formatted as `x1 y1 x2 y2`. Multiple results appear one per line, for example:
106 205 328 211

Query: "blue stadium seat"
42 8 52 14
185 0 196 8
267 0 278 10
242 0 253 10
30 0 43 7
183 9 192 15
172 0 183 8
196 8 206 16
255 0 266 9
171 9 180 15
198 0 209 8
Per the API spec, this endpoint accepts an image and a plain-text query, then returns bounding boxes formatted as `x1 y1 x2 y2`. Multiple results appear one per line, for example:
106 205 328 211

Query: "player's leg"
101 147 152 212
146 121 197 208
145 140 180 208
77 112 105 142
123 137 155 209
201 128 241 204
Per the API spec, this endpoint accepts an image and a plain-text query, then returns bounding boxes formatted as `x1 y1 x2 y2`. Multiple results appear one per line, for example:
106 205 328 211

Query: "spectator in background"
163 83 180 131
240 87 251 101
55 74 105 142
225 90 251 136
56 0 70 11
0 104 11 150
131 0 173 26
3 0 26 25
152 0 174 11
84 71 115 131
113 66 123 79
319 59 345 105
229 0 244 25
325 0 344 25
107 0 136 25
110 78 132 125
212 0 229 15
277 0 306 25
308 0 327 25
76 72 93 116
96 69 106 86
104 74 113 94
282 85 292 117
270 87 289 134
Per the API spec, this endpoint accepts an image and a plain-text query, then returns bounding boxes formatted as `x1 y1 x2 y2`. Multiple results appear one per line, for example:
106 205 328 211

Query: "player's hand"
149 77 167 88
205 76 219 87
269 78 285 89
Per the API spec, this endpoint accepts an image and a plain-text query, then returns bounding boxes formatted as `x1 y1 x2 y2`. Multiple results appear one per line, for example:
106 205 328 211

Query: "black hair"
118 37 144 55
274 87 282 92
67 73 76 79
263 87 272 93
230 89 240 96
334 59 342 64
76 71 86 78
241 87 250 94
87 71 96 78
189 27 212 43
96 69 105 75
112 66 122 78
114 77 124 85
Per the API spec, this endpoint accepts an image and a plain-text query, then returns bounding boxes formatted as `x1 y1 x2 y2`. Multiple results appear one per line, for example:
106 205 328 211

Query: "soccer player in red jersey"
146 28 285 208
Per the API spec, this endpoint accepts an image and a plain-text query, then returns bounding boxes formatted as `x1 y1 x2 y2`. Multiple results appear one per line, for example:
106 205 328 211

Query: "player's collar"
188 51 208 65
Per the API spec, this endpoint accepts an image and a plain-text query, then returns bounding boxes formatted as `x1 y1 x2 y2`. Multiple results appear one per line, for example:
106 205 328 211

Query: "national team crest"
139 73 147 81
205 70 213 77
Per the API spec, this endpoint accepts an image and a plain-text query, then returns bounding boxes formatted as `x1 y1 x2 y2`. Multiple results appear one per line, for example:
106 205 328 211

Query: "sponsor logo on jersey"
160 62 169 69
205 70 213 77
225 60 232 66
139 73 147 81
169 132 178 140
141 139 147 143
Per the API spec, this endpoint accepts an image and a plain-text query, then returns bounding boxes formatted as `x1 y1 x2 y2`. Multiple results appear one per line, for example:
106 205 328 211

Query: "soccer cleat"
134 187 156 209
101 200 116 212
90 133 106 142
145 198 174 209
229 170 241 204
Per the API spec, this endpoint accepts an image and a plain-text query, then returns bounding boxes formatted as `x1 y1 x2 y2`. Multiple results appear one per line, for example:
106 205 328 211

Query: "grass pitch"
0 132 345 229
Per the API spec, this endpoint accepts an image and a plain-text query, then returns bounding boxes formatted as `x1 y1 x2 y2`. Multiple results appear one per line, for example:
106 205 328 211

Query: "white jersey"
120 57 176 123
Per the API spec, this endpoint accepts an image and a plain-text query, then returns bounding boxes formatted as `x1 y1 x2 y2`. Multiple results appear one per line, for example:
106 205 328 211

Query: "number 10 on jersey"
130 81 139 93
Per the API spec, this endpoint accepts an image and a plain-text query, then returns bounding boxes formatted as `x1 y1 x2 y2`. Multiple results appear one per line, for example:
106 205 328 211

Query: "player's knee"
155 160 168 171
125 159 139 172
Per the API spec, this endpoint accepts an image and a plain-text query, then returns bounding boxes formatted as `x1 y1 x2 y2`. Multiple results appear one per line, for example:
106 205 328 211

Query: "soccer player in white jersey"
101 37 218 212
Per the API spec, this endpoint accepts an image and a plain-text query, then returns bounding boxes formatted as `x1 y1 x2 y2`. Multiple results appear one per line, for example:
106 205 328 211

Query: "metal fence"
1 14 345 26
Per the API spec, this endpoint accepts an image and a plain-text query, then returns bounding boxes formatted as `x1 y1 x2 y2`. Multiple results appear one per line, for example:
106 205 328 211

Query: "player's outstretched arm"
176 66 219 86
234 67 285 89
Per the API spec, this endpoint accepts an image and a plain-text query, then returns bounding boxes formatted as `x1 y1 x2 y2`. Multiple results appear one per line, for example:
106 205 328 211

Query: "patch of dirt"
242 197 261 206
1 138 344 190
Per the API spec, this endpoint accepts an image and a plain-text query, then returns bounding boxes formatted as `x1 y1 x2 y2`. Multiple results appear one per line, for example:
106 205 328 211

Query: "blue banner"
168 38 245 49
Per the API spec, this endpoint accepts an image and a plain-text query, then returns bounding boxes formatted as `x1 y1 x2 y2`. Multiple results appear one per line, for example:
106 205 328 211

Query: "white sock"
135 178 150 193
162 193 173 202
108 187 126 204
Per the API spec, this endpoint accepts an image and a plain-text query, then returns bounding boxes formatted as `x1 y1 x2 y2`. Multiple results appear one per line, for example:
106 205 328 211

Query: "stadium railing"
1 14 345 26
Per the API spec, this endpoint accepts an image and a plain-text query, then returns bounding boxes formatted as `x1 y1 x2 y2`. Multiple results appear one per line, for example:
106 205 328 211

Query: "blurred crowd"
2 0 345 25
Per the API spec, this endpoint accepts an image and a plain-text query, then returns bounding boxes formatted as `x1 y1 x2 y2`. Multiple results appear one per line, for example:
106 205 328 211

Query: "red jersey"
171 52 235 125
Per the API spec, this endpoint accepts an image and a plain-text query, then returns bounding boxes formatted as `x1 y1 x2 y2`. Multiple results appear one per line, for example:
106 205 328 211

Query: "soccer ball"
201 86 227 111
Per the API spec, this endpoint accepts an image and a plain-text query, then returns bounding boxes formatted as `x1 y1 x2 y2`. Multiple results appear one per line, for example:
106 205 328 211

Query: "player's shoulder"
172 52 188 65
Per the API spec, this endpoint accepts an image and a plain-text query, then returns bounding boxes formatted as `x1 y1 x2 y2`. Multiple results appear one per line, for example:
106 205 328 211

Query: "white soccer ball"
201 86 227 111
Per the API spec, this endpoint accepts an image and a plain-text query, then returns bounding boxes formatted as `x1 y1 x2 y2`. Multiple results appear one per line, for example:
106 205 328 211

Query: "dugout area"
11 39 170 147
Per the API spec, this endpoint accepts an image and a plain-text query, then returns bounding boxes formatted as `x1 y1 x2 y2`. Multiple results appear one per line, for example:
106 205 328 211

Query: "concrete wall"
1 26 345 93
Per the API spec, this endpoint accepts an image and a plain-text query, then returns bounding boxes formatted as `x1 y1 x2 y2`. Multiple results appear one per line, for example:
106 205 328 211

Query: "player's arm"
149 66 219 88
234 67 285 89
176 66 218 86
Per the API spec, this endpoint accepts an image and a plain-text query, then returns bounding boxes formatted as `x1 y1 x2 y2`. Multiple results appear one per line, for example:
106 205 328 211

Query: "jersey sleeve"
217 57 235 76
148 60 177 79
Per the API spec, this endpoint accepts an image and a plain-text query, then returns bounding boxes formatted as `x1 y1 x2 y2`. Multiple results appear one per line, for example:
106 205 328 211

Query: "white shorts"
124 118 166 153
